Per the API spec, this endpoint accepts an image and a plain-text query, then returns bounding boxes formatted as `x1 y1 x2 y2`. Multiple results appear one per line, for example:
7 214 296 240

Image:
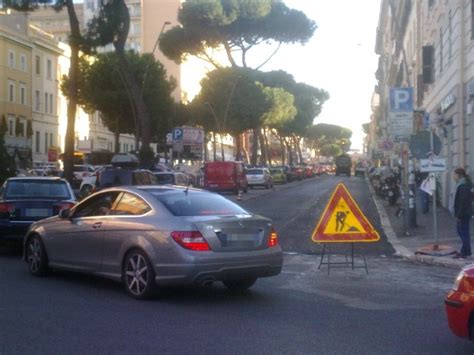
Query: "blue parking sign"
390 88 413 112
173 128 183 141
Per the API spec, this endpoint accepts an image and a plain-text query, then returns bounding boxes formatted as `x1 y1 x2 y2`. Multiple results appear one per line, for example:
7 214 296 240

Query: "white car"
246 168 273 189
73 165 95 181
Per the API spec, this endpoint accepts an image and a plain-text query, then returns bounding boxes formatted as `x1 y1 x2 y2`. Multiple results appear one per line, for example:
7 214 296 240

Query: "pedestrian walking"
453 168 473 259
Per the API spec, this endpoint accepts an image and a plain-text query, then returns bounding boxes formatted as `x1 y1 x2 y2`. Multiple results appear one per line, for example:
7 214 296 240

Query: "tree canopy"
160 0 316 69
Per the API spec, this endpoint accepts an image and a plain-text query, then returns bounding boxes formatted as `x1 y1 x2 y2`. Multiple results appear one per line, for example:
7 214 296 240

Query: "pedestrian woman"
453 168 473 259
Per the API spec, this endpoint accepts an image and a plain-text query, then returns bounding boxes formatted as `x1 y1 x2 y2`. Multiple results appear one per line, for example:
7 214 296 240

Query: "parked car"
274 165 294 182
73 164 96 180
23 186 283 299
445 265 474 340
270 168 287 184
246 168 274 189
94 167 158 191
0 177 76 242
304 165 315 178
355 162 366 177
153 172 191 186
290 166 305 181
204 161 248 194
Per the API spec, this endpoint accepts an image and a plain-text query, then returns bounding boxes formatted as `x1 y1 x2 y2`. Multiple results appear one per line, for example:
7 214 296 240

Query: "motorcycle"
382 176 400 206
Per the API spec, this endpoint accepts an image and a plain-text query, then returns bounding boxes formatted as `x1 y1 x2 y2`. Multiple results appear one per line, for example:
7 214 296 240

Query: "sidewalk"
369 181 472 269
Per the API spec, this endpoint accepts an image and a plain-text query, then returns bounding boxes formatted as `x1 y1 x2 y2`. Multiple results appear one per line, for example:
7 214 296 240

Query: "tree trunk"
279 137 286 165
63 0 81 183
251 127 259 166
114 0 152 166
264 128 271 166
293 134 303 164
234 133 242 161
212 132 217 161
284 138 293 166
220 133 225 161
114 130 120 154
259 129 267 166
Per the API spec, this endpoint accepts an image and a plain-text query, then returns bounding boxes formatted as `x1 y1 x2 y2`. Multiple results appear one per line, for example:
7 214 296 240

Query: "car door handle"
92 222 102 229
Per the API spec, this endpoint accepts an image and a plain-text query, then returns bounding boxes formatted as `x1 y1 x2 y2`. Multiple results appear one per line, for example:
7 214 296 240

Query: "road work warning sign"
311 183 380 243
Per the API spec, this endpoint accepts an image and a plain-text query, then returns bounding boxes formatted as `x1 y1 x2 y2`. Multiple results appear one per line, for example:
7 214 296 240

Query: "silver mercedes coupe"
23 186 282 299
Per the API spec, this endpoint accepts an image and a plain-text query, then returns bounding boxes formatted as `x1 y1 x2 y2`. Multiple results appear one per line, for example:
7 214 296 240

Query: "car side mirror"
59 208 71 219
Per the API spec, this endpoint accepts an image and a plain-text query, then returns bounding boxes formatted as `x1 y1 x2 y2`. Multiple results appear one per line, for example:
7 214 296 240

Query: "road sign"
389 87 413 112
420 158 447 172
389 112 413 140
409 131 441 159
173 128 183 141
378 139 394 151
311 184 380 243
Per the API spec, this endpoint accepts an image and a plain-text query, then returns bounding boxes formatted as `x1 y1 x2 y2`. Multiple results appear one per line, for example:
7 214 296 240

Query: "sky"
253 0 381 152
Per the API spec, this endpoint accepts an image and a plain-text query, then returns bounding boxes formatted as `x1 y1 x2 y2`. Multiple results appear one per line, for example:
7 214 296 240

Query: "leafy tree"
160 0 316 69
307 123 352 155
63 52 175 154
320 143 342 158
3 0 87 182
362 122 370 135
191 67 270 161
0 115 16 183
84 0 157 166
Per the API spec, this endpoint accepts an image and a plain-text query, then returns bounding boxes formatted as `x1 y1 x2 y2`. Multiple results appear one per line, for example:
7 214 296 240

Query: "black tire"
123 249 156 300
26 235 49 277
223 278 257 292
469 315 474 340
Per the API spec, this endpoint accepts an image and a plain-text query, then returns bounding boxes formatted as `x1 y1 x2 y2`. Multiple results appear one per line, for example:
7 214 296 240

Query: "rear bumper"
445 291 470 338
0 224 30 241
154 249 283 286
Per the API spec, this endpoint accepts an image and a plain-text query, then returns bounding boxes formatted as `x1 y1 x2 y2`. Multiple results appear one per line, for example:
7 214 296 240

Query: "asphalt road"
0 176 472 354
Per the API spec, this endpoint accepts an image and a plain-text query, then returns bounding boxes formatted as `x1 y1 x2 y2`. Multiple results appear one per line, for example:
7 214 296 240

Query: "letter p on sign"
390 87 413 112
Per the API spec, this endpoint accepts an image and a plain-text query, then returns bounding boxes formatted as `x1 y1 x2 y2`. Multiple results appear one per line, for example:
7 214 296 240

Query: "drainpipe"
459 0 466 167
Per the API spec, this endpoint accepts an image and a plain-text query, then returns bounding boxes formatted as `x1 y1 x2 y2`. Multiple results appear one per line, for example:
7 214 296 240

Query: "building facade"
371 0 474 207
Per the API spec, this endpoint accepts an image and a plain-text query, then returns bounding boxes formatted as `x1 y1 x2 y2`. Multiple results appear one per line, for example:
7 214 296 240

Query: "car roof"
7 176 65 181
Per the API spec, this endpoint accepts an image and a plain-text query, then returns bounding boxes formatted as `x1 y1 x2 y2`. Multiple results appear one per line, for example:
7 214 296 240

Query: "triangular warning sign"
311 183 380 243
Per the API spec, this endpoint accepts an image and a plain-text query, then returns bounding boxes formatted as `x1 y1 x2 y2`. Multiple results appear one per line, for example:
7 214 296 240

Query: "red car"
204 161 248 194
290 166 304 181
304 166 314 178
445 265 474 339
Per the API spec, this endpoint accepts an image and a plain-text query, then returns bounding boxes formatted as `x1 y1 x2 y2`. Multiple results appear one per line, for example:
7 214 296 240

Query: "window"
8 50 15 68
448 10 453 60
44 132 48 153
72 191 121 218
20 55 26 72
8 116 15 137
35 90 40 111
8 80 15 102
5 180 71 199
439 28 443 73
49 133 53 147
49 94 53 114
46 59 52 80
149 190 248 217
17 117 25 137
35 55 41 75
20 85 26 105
110 193 151 216
35 131 40 153
44 93 48 113
428 0 435 8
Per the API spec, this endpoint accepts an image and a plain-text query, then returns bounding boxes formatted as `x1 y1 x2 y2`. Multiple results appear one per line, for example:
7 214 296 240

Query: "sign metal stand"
318 243 369 275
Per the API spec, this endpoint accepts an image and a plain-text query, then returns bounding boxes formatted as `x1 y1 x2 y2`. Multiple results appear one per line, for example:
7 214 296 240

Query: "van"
204 161 248 194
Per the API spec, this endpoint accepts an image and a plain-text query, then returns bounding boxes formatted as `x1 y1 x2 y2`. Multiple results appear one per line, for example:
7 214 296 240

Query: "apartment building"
30 25 62 165
0 13 33 168
371 0 474 207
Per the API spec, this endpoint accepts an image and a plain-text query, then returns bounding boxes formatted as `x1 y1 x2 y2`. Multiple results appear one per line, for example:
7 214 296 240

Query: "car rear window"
148 190 248 216
154 174 174 185
246 169 263 175
5 180 71 199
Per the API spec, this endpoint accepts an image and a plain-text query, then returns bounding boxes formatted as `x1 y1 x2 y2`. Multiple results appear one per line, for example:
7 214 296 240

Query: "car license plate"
210 184 218 188
26 208 50 217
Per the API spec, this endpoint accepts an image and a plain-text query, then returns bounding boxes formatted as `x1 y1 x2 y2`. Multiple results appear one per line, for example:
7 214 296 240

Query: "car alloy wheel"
123 251 156 299
27 236 48 276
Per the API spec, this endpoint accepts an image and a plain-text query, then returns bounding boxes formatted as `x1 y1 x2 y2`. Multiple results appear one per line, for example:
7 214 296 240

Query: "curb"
367 178 467 269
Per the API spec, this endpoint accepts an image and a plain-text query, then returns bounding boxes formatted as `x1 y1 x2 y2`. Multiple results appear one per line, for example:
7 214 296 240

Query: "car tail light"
267 228 279 247
0 202 14 215
171 231 211 251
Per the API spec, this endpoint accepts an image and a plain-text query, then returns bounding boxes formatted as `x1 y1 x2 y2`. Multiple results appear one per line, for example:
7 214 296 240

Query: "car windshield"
246 169 263 175
148 189 248 216
5 180 71 199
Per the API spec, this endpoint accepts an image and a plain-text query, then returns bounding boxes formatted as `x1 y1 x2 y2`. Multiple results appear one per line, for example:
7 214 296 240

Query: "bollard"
237 189 242 201
408 188 417 228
